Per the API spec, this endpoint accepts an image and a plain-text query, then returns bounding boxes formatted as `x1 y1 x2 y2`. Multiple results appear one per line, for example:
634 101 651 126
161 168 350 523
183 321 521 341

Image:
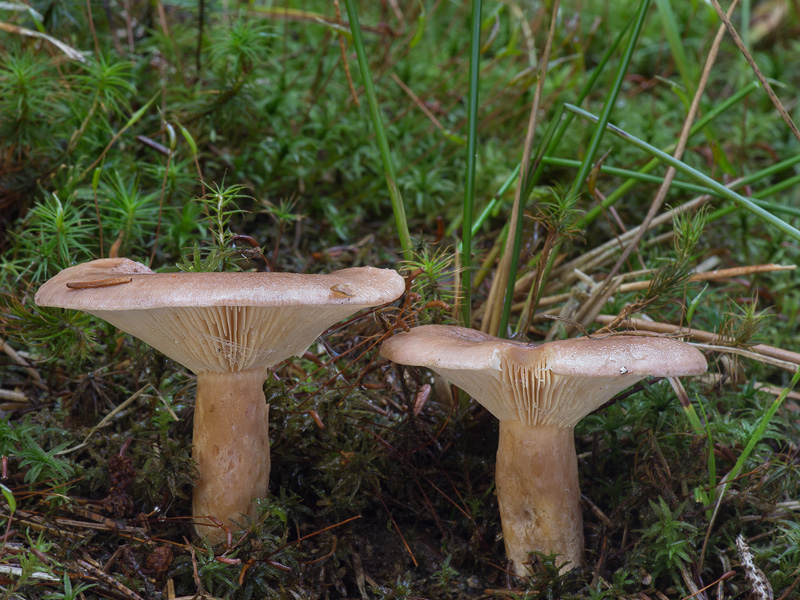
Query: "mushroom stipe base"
497 421 584 575
192 370 271 543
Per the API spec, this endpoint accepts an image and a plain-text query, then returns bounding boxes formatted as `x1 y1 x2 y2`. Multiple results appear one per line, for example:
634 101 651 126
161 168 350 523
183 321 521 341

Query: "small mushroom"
380 325 707 575
37 258 405 542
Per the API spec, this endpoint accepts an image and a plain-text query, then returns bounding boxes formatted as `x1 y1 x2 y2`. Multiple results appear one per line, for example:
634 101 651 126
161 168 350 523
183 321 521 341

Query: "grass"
1 0 799 598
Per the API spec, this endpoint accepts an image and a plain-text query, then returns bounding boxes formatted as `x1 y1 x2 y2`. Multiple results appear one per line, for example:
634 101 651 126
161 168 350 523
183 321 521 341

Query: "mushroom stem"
496 420 584 575
192 369 270 543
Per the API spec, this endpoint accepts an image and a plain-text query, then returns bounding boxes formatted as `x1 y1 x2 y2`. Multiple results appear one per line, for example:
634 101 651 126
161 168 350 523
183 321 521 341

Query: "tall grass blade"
459 16 634 255
498 0 652 335
725 367 799 492
578 80 761 228
567 0 652 201
655 0 696 93
488 0 560 337
565 104 800 242
543 155 800 217
701 367 800 547
460 0 482 326
342 0 412 261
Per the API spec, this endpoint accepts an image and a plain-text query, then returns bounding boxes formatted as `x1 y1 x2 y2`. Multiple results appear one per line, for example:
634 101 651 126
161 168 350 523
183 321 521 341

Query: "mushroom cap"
35 258 404 309
36 258 405 373
380 325 707 427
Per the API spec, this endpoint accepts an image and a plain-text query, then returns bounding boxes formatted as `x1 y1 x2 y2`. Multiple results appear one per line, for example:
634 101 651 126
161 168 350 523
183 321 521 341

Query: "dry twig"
482 0 560 334
594 315 800 368
572 0 738 331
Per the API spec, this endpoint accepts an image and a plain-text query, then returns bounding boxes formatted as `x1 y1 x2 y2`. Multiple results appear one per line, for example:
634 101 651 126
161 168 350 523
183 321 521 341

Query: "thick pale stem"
496 420 583 575
192 370 270 543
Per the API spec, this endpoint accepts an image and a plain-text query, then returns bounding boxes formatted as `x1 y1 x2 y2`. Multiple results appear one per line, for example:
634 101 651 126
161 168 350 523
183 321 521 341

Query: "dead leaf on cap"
330 284 354 298
66 277 133 289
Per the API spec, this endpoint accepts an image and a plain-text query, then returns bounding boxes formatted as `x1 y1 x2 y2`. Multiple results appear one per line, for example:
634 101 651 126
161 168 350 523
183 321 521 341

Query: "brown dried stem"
708 0 800 143
594 314 800 368
482 0 560 335
571 0 738 331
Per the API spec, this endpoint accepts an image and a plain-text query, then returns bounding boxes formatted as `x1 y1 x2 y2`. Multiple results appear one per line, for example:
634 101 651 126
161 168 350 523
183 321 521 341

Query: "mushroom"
380 325 707 575
36 258 405 542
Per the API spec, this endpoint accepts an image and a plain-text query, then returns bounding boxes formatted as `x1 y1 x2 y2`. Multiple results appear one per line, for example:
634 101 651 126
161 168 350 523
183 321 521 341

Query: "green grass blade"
544 155 800 219
542 156 713 193
1 483 15 514
725 368 800 492
460 15 635 248
741 0 751 50
567 0 653 199
709 179 800 222
565 103 800 242
460 0 483 326
343 0 412 261
655 0 695 94
578 80 761 228
499 0 652 336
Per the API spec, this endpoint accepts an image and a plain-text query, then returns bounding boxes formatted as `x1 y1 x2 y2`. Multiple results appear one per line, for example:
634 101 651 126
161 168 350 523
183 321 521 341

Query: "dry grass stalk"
709 0 800 144
690 342 798 372
550 196 707 289
602 263 794 295
700 373 800 400
545 275 621 340
1 338 44 387
534 262 794 332
392 73 450 135
334 0 360 107
481 0 560 334
572 0 737 335
594 315 800 368
0 389 27 402
0 21 85 62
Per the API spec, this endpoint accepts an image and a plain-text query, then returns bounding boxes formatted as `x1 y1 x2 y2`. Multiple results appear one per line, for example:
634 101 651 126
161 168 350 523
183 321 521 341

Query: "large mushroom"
36 258 405 542
380 325 707 575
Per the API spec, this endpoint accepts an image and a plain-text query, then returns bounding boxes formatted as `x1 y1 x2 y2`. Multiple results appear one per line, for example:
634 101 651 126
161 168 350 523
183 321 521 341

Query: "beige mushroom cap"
37 258 405 374
35 257 404 309
380 325 707 427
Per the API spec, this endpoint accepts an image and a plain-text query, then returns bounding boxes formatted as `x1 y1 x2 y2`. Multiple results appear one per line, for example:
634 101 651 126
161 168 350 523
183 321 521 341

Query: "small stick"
78 559 145 600
334 1 360 106
595 315 800 366
679 571 735 600
533 263 795 308
0 389 27 403
391 73 447 134
0 564 58 581
0 338 44 387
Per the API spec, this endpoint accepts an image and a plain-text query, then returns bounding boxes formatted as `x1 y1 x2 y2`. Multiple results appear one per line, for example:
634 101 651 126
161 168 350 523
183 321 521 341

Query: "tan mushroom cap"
380 325 707 427
37 258 405 374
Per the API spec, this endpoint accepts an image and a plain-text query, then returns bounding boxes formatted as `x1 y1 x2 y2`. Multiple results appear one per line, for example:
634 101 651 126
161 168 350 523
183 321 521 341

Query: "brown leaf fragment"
66 277 133 289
